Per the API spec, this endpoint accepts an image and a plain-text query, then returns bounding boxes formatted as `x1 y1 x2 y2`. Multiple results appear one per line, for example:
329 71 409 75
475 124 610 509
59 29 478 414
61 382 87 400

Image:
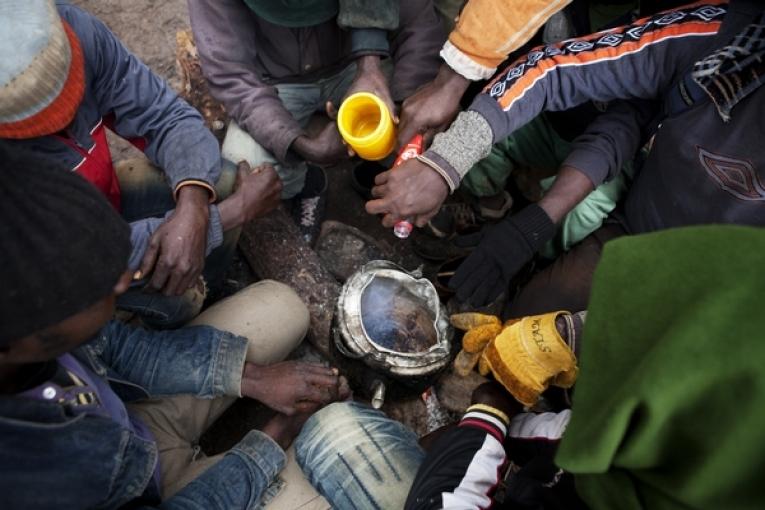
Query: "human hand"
450 204 555 307
365 158 449 227
397 64 470 148
451 312 506 376
139 185 209 296
219 161 282 230
342 55 396 123
240 361 349 415
471 382 523 419
291 117 349 166
478 312 578 407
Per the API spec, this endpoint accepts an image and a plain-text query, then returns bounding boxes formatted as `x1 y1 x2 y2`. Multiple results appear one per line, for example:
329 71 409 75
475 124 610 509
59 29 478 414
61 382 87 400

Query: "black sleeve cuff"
349 28 390 57
513 203 556 250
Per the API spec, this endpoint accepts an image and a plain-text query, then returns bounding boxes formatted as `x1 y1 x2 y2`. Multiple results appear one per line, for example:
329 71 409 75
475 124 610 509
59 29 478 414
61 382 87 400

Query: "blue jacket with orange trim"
426 0 765 234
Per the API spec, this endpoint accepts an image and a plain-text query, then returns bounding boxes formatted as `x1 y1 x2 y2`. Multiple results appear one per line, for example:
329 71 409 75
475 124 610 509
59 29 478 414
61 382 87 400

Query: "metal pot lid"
335 260 452 377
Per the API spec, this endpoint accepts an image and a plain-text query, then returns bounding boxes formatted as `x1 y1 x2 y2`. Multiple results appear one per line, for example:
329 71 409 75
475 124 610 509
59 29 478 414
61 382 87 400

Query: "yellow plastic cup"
337 92 395 161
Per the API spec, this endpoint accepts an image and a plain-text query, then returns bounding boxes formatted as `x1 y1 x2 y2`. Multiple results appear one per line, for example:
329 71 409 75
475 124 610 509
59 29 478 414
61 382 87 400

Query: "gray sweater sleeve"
63 5 221 193
188 0 304 165
425 3 728 183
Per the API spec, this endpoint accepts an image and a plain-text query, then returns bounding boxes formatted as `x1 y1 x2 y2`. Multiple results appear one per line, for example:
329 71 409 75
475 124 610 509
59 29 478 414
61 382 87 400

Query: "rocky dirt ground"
70 0 469 451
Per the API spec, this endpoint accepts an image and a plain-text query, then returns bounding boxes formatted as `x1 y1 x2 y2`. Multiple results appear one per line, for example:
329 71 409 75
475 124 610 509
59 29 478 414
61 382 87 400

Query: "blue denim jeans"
295 401 425 510
115 158 238 328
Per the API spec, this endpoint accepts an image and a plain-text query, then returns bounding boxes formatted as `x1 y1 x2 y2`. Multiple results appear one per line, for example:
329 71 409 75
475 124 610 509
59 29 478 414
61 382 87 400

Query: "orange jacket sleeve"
442 0 572 80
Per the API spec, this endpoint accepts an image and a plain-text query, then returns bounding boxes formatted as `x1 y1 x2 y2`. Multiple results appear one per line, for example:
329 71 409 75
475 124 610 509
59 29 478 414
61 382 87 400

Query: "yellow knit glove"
451 313 517 376
480 311 578 407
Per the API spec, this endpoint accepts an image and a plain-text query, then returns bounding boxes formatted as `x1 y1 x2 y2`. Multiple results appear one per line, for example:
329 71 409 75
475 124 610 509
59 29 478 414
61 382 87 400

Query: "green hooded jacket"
556 225 765 509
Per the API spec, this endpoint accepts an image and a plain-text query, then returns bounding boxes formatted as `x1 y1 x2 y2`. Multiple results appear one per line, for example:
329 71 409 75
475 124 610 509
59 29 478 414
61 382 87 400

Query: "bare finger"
300 363 338 376
370 184 388 199
305 372 340 389
414 215 429 228
374 170 391 186
423 128 438 148
236 160 252 174
365 197 393 216
301 384 334 404
338 376 351 399
325 101 338 120
139 241 161 283
381 213 398 228
414 210 440 227
147 259 171 293
295 401 322 413
163 267 187 297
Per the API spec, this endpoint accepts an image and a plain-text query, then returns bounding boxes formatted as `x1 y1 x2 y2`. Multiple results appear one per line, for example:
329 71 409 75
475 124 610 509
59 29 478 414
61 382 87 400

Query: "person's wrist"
291 135 316 160
176 185 211 216
355 54 383 74
240 363 265 400
434 64 470 99
218 192 246 231
416 154 458 193
175 186 210 234
470 382 523 419
511 203 556 251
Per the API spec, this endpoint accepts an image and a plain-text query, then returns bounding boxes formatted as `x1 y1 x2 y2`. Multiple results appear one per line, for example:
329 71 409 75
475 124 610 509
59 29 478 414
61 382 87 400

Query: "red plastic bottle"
391 134 424 239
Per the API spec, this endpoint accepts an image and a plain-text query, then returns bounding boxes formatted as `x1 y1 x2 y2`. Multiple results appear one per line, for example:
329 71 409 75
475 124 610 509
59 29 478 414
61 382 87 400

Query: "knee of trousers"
188 279 310 362
250 279 310 344
294 402 425 510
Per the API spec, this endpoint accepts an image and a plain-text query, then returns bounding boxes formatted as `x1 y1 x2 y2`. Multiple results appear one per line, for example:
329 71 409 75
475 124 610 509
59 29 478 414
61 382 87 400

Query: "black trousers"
507 222 628 319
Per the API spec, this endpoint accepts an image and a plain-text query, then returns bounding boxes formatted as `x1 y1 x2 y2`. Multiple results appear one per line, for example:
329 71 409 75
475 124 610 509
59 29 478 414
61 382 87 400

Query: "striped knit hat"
0 0 85 138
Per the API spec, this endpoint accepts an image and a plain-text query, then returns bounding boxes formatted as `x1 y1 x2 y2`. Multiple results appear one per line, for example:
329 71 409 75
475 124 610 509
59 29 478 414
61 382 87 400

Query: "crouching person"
0 153 347 509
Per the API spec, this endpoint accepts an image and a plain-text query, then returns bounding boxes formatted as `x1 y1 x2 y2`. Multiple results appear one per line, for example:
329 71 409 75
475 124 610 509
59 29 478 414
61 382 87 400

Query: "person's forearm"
390 0 445 100
538 165 595 224
556 310 587 357
468 4 726 146
290 135 316 162
176 185 211 215
564 99 659 186
218 194 245 231
339 0 399 31
355 54 384 74
432 64 471 103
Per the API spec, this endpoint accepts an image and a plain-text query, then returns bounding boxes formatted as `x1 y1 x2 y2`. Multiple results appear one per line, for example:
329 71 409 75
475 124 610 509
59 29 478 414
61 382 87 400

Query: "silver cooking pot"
334 261 453 406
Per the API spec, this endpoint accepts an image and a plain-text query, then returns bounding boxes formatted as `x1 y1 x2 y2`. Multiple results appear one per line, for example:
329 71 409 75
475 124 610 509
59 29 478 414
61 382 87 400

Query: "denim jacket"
0 321 287 509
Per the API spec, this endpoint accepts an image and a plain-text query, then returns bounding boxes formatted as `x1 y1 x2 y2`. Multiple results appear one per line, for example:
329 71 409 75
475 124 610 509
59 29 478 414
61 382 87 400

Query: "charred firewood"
238 206 340 359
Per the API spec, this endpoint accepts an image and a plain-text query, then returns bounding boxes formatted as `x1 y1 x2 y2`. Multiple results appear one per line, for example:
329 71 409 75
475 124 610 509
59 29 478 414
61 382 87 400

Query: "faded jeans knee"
295 401 424 510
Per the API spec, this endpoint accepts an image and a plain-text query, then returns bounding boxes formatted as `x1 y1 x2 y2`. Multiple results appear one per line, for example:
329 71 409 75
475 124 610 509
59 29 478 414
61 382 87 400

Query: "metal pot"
333 260 453 406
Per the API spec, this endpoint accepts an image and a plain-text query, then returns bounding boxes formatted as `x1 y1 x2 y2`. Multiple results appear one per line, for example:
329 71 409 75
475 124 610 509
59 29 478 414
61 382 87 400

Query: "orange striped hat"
0 0 85 139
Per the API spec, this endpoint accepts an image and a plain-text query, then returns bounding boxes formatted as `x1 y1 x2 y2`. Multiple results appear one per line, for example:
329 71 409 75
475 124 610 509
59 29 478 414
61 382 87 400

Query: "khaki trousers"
127 280 327 507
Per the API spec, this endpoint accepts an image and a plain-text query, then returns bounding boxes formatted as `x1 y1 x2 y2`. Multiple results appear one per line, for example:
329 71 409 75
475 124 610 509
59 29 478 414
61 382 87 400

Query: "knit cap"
0 0 85 138
242 0 338 27
0 147 131 345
